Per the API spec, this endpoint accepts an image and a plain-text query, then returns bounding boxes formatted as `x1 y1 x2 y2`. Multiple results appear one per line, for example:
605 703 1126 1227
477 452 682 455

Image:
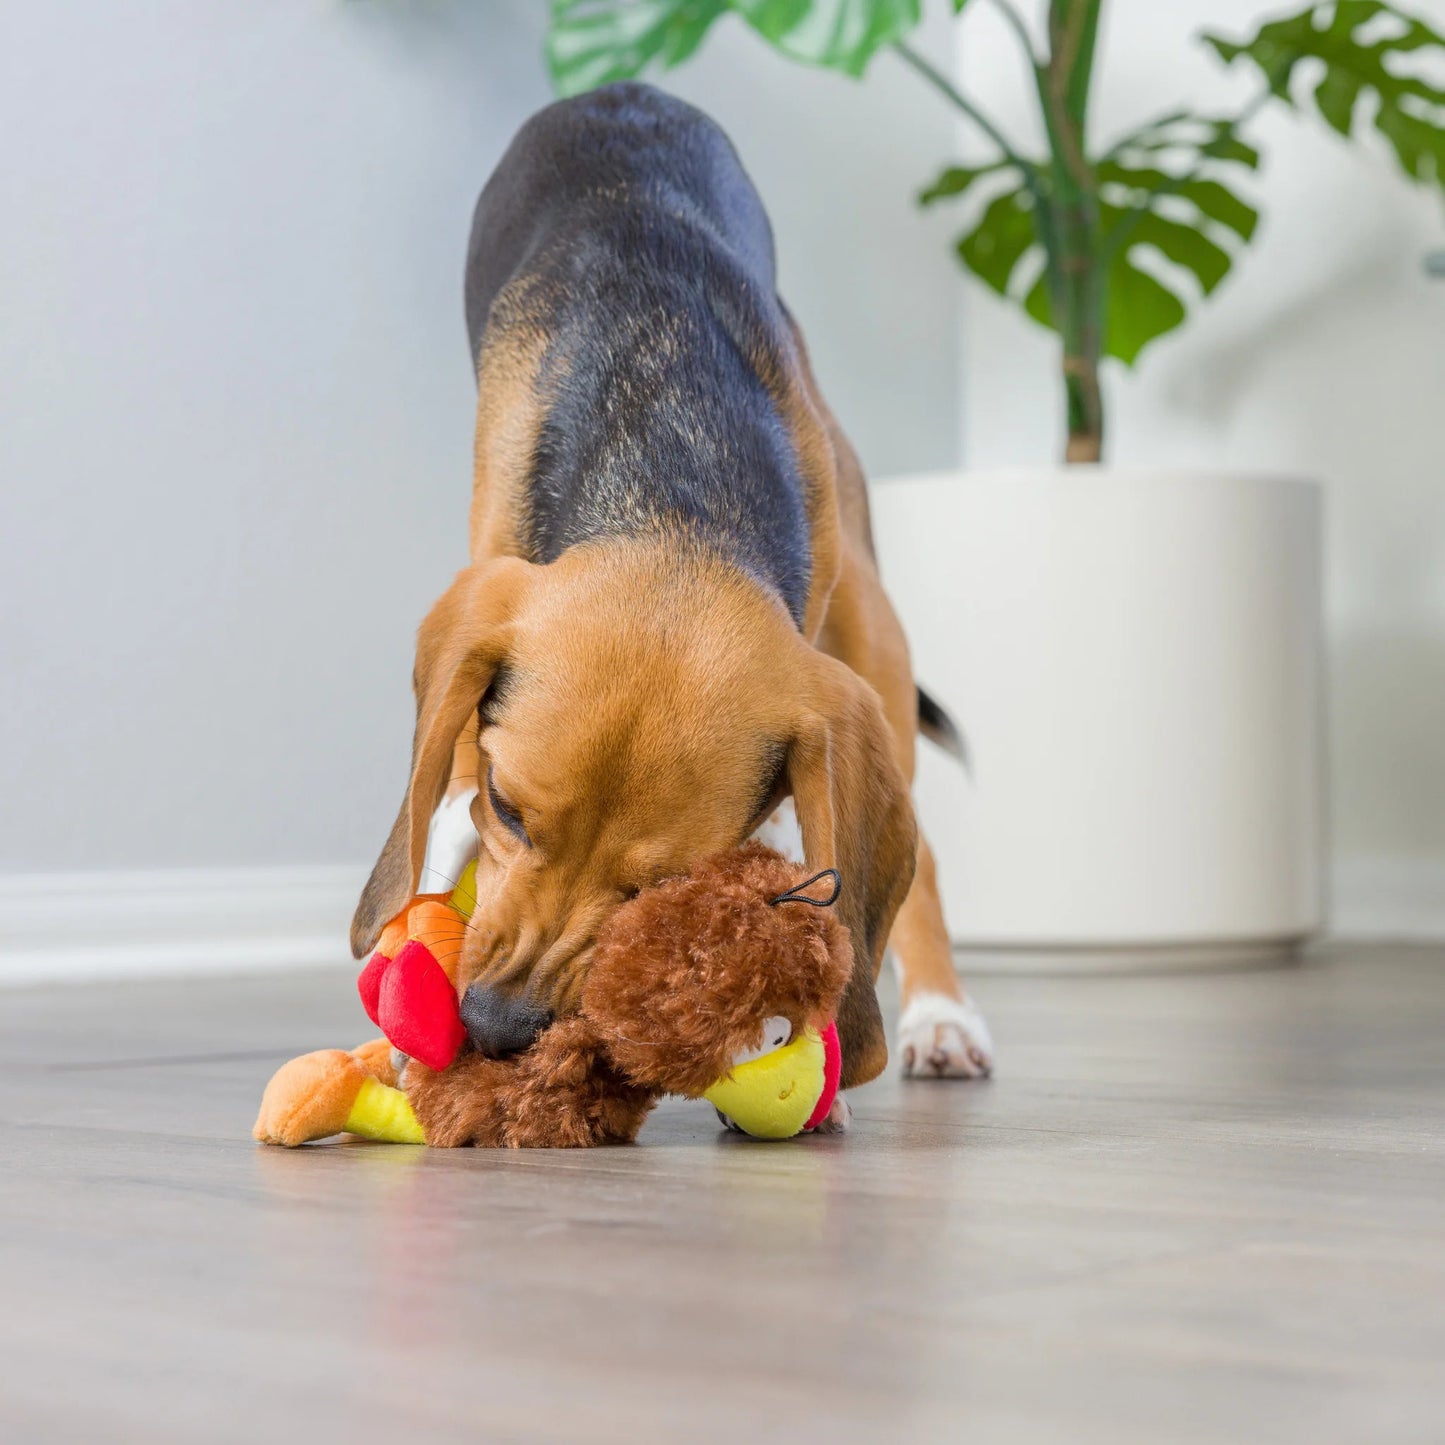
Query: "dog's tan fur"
352 302 976 1093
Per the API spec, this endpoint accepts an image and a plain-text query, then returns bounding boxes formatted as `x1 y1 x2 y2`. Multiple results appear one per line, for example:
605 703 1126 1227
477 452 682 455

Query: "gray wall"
0 2 961 873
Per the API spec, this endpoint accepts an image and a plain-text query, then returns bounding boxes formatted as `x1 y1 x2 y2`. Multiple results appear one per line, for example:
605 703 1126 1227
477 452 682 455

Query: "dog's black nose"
459 984 552 1058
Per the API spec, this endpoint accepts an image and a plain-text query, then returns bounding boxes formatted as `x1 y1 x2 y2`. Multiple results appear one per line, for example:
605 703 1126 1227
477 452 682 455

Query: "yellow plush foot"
253 1049 369 1147
343 1077 425 1144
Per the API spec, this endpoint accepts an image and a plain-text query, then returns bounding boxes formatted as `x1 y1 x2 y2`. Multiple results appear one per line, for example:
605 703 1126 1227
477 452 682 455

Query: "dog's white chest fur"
419 787 480 894
748 798 805 863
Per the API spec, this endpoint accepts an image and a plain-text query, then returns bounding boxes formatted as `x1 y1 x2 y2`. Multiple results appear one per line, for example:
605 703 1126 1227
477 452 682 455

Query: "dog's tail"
917 685 971 773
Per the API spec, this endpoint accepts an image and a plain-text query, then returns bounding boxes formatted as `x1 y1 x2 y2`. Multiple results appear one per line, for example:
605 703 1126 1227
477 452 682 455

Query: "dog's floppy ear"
785 650 917 1088
350 558 535 957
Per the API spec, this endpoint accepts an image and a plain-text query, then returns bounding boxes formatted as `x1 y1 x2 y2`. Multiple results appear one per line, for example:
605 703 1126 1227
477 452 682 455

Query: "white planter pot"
869 468 1324 969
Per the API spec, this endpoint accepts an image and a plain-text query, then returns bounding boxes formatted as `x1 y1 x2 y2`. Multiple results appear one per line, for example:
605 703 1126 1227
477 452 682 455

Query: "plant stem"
892 35 1069 336
987 0 1038 64
893 22 1102 462
1063 364 1103 462
979 0 1071 320
1038 0 1105 463
891 39 1040 189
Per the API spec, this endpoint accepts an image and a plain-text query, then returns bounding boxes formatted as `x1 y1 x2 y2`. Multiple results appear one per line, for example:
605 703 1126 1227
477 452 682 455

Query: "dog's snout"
459 984 552 1058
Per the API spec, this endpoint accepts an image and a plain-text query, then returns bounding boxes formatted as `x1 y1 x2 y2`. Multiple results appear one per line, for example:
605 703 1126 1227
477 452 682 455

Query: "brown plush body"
255 845 852 1148
402 1020 653 1148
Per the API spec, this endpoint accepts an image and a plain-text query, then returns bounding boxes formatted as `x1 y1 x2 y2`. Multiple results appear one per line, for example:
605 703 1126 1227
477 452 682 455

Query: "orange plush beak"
356 868 476 1071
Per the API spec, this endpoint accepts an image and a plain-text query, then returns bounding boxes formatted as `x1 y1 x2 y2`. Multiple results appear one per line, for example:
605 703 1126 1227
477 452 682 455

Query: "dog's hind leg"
817 549 993 1080
888 836 993 1078
779 314 993 1080
861 606 993 1078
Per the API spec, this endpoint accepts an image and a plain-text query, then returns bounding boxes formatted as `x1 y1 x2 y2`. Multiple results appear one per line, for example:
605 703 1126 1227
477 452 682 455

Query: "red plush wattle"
377 939 466 1071
357 950 390 1028
803 1020 842 1132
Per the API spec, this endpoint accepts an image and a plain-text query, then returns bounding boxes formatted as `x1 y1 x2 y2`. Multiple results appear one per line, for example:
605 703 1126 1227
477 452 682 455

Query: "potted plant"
544 1 1445 962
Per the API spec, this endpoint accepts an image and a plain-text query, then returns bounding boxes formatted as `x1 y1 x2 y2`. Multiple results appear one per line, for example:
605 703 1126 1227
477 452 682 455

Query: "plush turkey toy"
253 844 851 1148
353 871 475 1073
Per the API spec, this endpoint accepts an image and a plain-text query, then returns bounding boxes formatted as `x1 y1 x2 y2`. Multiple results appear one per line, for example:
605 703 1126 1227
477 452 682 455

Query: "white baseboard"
1329 855 1445 943
3 852 1440 986
0 863 368 986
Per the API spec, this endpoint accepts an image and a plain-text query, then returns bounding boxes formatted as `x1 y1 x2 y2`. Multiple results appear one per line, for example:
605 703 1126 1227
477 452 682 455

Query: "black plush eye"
487 765 530 846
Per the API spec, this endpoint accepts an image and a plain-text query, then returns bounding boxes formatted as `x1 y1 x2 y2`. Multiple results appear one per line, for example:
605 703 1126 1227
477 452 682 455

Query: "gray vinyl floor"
2 945 1443 1444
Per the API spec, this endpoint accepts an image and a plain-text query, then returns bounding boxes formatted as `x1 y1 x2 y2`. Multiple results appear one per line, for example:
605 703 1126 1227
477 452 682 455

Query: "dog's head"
351 539 914 1084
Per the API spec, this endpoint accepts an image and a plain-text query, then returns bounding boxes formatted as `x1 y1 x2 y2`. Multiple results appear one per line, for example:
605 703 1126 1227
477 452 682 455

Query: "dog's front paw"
253 1049 366 1147
898 993 994 1079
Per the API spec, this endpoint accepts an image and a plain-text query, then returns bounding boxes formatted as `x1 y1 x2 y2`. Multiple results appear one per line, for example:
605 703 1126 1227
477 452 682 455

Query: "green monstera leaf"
1019 253 1189 367
547 0 923 95
920 106 1262 367
732 0 921 76
1091 124 1261 362
1204 0 1445 189
916 159 1012 205
1088 109 1261 358
547 0 729 96
935 178 1199 367
951 185 1041 297
1103 109 1262 173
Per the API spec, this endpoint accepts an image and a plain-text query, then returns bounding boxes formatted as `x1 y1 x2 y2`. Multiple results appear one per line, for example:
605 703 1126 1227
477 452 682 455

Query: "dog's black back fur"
465 84 811 625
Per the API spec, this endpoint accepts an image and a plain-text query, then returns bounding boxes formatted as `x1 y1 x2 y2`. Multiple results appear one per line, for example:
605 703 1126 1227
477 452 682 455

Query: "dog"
350 84 993 1113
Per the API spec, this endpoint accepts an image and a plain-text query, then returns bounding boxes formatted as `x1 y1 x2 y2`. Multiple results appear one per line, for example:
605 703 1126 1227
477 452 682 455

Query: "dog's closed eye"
487 765 531 846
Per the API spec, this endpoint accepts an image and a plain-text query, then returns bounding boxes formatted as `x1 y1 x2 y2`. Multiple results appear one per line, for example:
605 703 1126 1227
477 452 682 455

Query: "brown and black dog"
351 84 992 1114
